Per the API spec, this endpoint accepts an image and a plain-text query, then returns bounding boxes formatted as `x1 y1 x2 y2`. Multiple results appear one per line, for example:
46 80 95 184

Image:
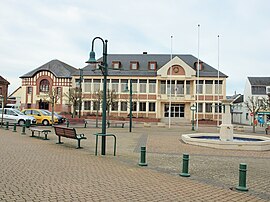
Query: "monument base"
219 124 234 141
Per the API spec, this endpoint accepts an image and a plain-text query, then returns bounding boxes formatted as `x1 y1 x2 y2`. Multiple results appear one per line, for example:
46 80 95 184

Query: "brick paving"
0 124 269 201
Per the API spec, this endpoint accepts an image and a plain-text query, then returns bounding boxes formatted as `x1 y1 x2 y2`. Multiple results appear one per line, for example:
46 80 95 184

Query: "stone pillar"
219 99 234 141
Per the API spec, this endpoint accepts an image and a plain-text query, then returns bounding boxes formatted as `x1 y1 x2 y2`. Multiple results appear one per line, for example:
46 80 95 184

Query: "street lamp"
125 80 133 132
86 37 108 155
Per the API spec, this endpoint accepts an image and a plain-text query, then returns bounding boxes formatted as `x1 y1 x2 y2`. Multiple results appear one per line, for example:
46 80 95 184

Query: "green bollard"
236 163 248 191
5 122 9 130
21 125 26 135
180 153 191 177
138 146 148 166
66 120 69 127
13 123 17 132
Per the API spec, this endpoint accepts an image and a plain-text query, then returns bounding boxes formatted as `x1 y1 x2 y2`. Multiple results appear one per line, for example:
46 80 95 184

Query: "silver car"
0 108 36 126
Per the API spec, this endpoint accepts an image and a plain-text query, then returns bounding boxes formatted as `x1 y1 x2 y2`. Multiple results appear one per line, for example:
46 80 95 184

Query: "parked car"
21 109 58 126
0 108 36 126
41 110 66 124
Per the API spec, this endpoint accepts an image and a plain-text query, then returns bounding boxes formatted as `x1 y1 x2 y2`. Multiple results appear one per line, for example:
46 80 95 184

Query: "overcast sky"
1 0 269 95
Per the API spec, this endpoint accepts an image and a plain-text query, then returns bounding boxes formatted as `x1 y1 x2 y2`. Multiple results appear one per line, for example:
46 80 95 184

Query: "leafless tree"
244 96 264 133
64 87 81 118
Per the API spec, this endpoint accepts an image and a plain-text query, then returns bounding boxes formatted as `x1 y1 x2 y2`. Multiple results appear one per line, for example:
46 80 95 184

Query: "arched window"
40 79 50 92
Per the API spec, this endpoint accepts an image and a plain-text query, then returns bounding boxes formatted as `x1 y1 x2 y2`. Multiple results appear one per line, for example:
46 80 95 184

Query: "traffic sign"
190 105 196 111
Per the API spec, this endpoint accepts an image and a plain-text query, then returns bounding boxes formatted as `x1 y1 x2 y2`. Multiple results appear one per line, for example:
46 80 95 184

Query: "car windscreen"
13 109 24 115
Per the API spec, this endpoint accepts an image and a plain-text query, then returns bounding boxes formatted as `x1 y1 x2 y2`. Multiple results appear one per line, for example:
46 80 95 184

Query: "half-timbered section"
20 60 76 112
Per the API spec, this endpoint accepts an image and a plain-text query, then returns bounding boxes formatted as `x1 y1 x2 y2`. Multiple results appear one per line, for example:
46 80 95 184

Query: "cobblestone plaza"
0 124 269 201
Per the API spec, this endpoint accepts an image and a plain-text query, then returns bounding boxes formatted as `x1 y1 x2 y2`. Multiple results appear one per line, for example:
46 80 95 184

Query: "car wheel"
18 120 25 126
42 120 49 126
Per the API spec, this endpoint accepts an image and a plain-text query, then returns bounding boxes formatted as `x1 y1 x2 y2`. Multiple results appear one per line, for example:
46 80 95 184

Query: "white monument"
219 99 234 141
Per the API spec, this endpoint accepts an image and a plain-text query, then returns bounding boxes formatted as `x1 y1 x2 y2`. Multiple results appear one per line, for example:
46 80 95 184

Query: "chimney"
143 52 147 54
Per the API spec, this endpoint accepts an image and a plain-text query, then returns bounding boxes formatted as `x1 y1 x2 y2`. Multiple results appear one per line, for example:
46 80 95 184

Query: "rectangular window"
215 80 223 94
167 80 175 95
84 79 91 93
160 81 166 94
205 103 212 113
56 87 61 95
214 103 222 113
93 79 101 92
148 62 157 70
149 102 156 112
139 80 147 93
139 102 146 111
75 79 80 88
186 81 190 95
93 101 100 111
112 61 121 69
27 87 32 94
111 79 119 92
131 79 138 92
111 102 118 111
132 102 137 111
197 103 203 112
121 79 128 93
149 80 156 93
176 81 184 95
130 62 139 70
121 102 127 111
84 101 91 110
196 80 203 94
205 80 213 94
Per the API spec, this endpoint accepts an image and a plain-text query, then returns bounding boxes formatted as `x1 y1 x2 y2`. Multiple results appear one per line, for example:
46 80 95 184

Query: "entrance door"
164 104 185 117
39 101 49 110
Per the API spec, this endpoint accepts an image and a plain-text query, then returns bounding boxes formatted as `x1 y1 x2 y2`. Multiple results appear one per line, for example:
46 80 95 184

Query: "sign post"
190 104 196 131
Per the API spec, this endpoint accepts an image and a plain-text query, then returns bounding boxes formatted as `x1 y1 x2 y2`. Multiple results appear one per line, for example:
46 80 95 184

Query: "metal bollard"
66 120 69 127
13 123 17 132
138 146 148 166
180 153 190 177
236 163 248 191
5 122 9 130
84 121 87 128
21 125 26 135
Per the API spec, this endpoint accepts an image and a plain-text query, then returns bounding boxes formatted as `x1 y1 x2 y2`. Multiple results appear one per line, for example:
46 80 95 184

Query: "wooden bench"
266 125 270 135
29 127 51 140
93 133 116 156
66 119 87 128
54 126 87 149
107 121 126 128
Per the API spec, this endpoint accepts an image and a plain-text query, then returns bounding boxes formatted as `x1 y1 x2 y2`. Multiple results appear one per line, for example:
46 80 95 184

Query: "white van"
0 108 36 126
5 104 20 109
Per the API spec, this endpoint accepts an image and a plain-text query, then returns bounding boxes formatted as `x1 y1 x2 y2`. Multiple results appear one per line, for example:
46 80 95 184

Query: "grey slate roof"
73 54 227 77
0 76 10 85
248 77 270 86
20 59 77 78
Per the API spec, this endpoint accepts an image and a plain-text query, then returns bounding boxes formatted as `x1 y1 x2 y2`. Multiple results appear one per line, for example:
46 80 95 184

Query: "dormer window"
112 61 121 69
148 62 157 70
266 86 270 95
194 62 203 71
130 61 139 70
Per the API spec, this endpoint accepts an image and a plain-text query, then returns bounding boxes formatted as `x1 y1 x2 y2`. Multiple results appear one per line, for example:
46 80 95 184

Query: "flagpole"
196 24 200 130
169 35 173 128
217 35 220 128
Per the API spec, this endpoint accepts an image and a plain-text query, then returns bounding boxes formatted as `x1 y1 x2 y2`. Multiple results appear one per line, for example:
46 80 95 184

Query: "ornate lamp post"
86 37 108 155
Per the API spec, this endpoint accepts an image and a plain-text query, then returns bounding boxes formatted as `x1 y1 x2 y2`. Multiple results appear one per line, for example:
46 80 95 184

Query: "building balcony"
157 94 195 101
